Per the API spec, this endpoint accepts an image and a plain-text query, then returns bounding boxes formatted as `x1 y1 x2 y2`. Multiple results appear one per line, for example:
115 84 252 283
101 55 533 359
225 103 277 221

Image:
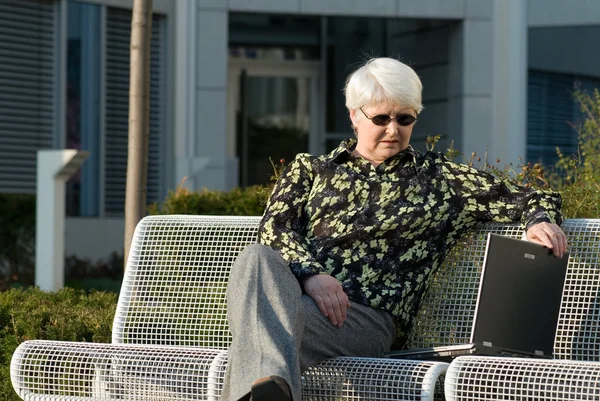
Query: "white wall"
65 218 124 260
173 0 229 191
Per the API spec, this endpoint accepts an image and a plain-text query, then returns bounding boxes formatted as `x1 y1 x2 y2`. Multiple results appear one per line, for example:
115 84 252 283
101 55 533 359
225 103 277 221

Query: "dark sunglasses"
359 107 417 127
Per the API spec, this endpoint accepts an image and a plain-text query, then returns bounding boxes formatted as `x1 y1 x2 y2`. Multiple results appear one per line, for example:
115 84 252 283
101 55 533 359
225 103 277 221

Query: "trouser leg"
222 244 397 401
223 244 304 401
298 295 397 372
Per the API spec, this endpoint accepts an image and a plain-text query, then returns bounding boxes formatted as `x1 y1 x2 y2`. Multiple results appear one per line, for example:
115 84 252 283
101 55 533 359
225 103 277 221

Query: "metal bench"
443 219 600 400
10 215 600 400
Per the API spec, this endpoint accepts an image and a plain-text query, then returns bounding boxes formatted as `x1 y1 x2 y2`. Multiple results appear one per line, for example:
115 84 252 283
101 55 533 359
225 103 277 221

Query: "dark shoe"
250 376 292 401
237 392 251 401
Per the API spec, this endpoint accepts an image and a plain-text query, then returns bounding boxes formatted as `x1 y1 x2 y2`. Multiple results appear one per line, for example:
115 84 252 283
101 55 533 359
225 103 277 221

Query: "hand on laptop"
526 222 568 258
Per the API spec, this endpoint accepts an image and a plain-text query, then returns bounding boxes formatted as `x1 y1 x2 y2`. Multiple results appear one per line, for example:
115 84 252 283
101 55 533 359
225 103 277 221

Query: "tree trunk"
124 0 153 269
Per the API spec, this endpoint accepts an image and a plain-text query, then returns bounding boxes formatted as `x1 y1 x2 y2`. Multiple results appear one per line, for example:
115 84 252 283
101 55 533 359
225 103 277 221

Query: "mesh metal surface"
11 341 228 401
409 219 600 361
303 358 447 401
11 341 448 401
407 223 524 348
10 216 600 401
445 355 600 400
554 219 600 361
114 216 600 358
113 215 262 349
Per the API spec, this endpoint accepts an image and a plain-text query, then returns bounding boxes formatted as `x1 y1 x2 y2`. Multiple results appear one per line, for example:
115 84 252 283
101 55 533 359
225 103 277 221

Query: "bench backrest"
113 215 600 361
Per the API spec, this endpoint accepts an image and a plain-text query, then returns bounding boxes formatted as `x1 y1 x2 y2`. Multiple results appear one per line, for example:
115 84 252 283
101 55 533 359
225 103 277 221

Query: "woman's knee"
237 243 275 261
230 243 289 280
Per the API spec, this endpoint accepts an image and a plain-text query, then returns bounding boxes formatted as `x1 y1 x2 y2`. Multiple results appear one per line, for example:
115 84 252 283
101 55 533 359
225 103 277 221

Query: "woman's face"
350 102 417 166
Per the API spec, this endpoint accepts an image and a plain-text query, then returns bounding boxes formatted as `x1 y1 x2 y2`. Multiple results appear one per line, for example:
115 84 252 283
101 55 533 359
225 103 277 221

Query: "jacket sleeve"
258 154 326 278
441 156 563 230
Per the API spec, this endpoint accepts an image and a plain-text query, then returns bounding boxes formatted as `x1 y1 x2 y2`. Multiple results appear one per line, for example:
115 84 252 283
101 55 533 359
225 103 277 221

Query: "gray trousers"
222 244 396 401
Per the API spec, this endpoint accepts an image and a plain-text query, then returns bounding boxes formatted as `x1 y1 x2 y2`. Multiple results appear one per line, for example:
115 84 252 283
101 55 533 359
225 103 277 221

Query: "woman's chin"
378 144 403 156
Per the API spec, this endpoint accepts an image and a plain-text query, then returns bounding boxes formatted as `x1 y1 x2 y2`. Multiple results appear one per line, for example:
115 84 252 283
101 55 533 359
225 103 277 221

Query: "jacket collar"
327 138 418 166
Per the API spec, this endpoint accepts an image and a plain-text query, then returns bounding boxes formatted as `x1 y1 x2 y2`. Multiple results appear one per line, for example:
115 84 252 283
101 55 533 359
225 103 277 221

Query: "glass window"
527 70 600 166
229 13 321 59
324 17 454 152
228 12 321 187
66 2 166 216
325 17 388 134
104 7 166 216
66 1 101 217
0 0 55 194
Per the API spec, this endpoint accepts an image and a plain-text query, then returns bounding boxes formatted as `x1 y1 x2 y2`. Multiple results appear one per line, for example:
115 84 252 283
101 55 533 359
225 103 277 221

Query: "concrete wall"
226 0 465 18
172 0 230 191
172 0 480 193
78 0 171 13
61 0 478 262
387 20 457 151
528 0 600 27
63 0 600 263
65 217 124 260
529 26 600 78
446 1 498 162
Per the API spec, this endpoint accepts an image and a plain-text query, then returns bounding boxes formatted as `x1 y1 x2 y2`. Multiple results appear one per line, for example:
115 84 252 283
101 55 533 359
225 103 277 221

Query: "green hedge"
148 185 268 216
0 287 117 401
0 194 36 289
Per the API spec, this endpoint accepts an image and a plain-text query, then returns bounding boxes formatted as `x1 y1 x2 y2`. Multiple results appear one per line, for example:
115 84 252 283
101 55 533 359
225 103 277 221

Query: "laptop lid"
470 233 569 357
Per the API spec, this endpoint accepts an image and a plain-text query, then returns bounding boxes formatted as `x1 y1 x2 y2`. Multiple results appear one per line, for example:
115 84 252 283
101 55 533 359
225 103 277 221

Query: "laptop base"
387 343 552 362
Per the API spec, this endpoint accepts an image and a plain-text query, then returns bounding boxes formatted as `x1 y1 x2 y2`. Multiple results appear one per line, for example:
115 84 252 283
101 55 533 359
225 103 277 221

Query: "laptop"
388 233 569 361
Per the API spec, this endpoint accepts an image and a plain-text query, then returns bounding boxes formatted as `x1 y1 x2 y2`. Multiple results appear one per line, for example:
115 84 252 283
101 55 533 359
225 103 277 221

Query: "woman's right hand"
301 274 351 327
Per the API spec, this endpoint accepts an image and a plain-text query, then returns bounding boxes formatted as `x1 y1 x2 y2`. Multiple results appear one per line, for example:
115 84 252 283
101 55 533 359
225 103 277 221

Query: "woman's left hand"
526 222 568 258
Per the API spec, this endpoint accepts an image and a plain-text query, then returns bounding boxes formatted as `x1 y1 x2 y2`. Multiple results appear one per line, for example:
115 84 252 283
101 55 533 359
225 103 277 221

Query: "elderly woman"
222 57 567 401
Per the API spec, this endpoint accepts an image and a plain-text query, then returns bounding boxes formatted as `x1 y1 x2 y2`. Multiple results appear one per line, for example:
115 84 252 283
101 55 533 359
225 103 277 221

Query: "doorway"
227 59 321 187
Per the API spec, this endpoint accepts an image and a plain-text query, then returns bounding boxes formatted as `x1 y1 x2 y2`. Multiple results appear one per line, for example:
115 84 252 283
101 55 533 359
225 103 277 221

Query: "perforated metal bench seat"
10 216 600 400
442 219 600 401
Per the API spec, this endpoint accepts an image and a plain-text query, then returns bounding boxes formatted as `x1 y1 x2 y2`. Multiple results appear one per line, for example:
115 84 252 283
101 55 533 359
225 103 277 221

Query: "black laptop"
388 233 570 361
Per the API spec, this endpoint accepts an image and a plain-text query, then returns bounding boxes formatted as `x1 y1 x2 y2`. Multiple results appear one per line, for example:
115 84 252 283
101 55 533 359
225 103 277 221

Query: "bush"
430 88 600 219
148 184 268 216
0 192 124 292
65 252 124 293
0 194 35 289
549 89 600 218
509 88 600 219
0 287 117 400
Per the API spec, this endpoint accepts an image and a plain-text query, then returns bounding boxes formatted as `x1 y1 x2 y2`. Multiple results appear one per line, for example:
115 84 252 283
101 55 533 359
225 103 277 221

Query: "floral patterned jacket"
258 138 563 346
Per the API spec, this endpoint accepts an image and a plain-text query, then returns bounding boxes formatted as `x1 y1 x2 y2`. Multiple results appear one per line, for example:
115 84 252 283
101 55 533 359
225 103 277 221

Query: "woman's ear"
349 109 357 126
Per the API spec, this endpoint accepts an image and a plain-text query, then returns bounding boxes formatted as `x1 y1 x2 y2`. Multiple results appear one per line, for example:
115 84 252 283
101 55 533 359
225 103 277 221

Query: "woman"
223 57 568 401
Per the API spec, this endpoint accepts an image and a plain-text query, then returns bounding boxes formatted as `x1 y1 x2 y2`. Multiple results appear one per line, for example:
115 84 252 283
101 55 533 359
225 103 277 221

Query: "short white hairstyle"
344 57 423 114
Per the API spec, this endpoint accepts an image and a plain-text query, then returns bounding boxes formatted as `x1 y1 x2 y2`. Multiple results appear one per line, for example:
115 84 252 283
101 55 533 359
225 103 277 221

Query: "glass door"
228 60 320 187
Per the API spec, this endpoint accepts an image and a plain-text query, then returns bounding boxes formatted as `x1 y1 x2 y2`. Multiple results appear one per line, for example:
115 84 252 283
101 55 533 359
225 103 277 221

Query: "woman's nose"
386 120 399 135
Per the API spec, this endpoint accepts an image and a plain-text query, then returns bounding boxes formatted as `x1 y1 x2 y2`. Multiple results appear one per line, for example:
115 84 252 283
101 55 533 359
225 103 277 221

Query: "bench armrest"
11 340 228 401
12 340 448 401
445 355 600 400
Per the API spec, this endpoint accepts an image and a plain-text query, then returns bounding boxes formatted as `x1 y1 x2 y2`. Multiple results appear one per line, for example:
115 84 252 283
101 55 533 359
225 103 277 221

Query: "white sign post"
35 150 89 292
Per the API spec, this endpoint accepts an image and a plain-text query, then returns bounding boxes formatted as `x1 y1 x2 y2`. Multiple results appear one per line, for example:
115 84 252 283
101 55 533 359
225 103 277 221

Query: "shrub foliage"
148 185 266 216
0 288 117 400
0 194 35 289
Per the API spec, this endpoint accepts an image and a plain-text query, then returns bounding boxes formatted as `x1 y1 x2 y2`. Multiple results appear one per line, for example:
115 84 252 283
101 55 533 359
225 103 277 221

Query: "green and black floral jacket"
258 138 562 346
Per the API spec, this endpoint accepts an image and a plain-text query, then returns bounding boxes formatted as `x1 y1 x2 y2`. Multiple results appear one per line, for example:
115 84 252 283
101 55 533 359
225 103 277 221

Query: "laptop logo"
524 253 535 260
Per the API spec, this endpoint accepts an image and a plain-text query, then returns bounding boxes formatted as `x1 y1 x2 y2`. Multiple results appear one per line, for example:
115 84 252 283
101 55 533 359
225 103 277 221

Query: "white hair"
344 57 423 114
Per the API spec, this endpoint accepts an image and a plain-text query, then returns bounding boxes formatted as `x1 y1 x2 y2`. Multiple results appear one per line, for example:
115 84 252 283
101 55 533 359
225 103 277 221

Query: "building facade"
0 0 599 260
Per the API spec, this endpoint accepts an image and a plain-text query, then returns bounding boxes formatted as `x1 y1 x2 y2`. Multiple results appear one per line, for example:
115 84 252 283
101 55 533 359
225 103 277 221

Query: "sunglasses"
359 107 417 127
